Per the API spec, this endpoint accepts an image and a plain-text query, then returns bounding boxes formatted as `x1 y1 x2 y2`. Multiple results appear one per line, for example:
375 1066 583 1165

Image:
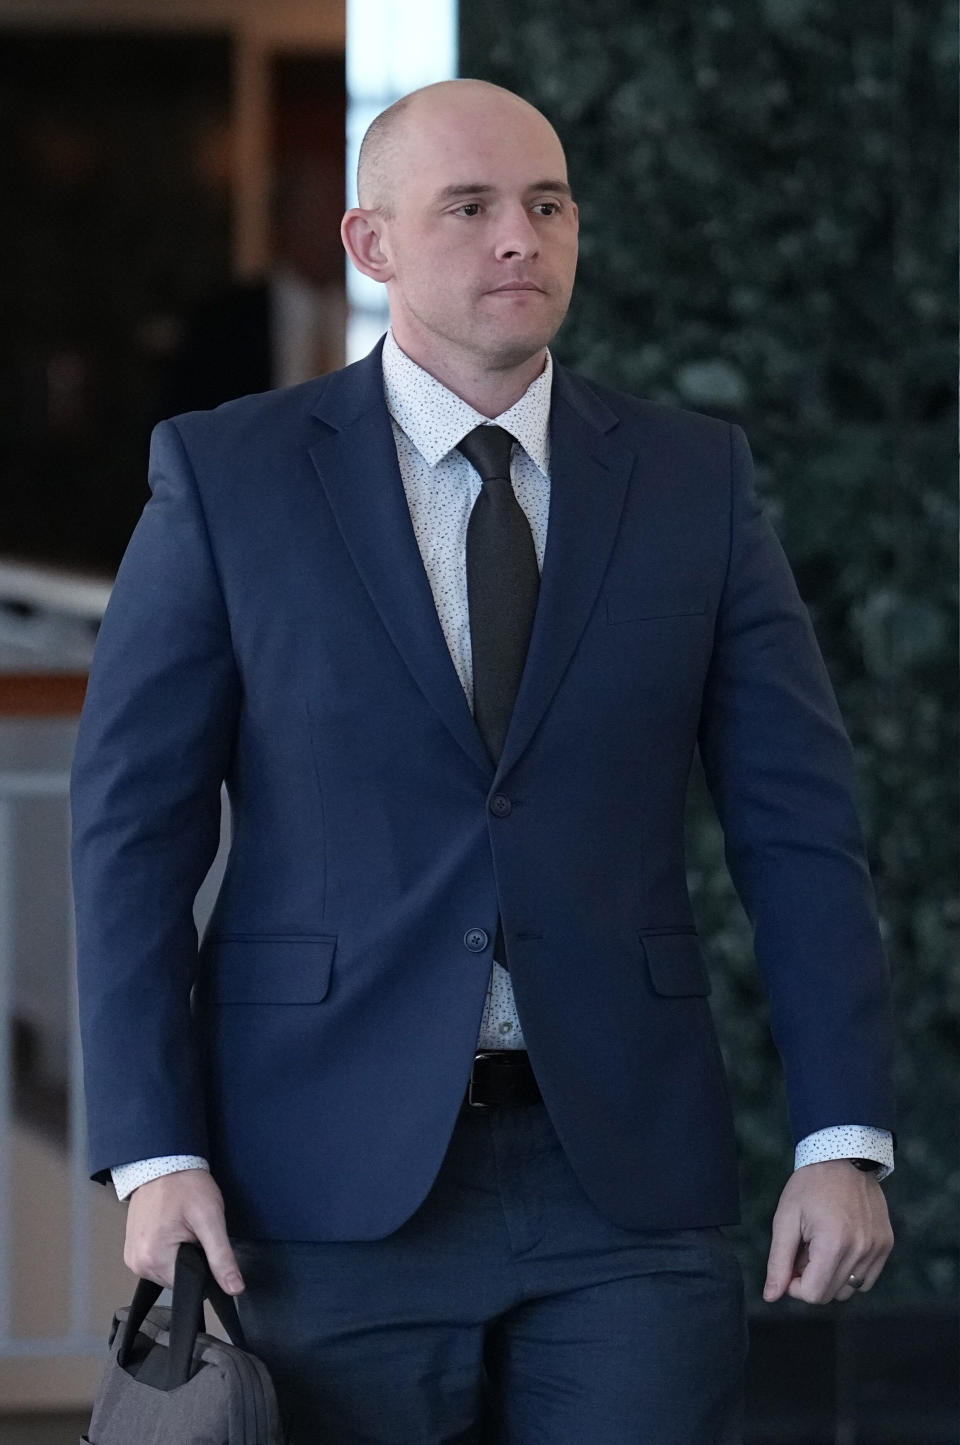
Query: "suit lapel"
494 366 635 782
307 345 635 785
308 344 493 778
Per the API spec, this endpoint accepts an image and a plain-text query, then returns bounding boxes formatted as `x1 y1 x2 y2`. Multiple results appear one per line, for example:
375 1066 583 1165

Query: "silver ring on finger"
846 1273 865 1291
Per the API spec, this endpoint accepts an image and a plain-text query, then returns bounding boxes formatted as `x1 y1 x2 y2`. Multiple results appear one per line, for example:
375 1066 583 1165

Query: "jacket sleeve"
71 418 241 1182
697 424 895 1144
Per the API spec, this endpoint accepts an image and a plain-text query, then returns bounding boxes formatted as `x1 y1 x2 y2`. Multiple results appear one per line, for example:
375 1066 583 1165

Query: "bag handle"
116 1241 248 1389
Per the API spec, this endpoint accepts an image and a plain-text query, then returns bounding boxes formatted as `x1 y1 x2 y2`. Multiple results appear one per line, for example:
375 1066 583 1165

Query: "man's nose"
494 207 540 260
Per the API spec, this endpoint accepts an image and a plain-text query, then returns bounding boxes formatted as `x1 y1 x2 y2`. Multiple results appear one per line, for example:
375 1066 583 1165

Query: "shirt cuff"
111 1155 210 1202
795 1126 894 1181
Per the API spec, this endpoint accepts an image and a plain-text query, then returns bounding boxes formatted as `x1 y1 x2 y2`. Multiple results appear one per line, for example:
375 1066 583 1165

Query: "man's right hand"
124 1168 245 1295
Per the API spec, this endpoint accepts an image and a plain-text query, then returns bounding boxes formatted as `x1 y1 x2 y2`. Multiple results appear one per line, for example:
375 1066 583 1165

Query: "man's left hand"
763 1160 894 1304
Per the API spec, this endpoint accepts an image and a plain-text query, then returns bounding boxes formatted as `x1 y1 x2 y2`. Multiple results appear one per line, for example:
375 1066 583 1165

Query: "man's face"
377 92 579 374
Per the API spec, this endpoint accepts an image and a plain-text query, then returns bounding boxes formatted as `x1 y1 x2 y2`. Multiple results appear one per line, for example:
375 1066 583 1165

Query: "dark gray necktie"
458 425 540 765
458 425 540 973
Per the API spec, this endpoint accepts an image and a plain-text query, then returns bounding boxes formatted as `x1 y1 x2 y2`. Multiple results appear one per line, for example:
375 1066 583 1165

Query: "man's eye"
457 203 482 217
533 202 560 216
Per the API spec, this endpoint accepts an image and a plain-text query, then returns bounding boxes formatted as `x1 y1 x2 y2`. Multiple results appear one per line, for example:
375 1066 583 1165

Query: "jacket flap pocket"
201 936 336 1003
606 588 708 623
640 931 711 996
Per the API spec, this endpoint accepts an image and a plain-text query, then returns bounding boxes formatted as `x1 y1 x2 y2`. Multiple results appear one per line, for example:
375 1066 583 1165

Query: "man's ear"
341 209 394 283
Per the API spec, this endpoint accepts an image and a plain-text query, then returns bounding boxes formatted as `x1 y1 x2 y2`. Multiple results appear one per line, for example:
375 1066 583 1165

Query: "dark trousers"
232 1100 747 1444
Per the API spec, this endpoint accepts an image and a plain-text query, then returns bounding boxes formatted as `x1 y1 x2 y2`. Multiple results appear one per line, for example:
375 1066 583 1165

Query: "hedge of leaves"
460 0 957 1301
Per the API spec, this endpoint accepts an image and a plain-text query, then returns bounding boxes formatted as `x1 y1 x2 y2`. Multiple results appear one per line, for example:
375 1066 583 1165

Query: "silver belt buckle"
466 1050 499 1110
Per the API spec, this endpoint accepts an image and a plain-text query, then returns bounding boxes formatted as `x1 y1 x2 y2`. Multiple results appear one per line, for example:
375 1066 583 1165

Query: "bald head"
341 77 578 405
356 80 564 217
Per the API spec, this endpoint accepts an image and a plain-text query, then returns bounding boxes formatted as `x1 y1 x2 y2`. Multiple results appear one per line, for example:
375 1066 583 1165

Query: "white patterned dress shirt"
111 331 893 1198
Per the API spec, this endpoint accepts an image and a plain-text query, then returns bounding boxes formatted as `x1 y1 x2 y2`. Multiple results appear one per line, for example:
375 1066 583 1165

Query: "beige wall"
1 1124 130 1409
0 0 343 46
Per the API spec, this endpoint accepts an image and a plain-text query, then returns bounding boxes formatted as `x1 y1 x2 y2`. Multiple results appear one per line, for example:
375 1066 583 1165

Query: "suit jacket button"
490 794 512 817
464 928 489 952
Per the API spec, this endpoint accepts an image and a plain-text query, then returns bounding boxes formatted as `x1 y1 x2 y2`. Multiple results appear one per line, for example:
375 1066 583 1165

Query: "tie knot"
456 425 516 484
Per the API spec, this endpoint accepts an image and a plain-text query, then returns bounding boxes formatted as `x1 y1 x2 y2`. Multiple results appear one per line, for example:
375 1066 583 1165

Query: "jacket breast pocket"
198 935 337 1004
639 929 712 997
605 588 708 623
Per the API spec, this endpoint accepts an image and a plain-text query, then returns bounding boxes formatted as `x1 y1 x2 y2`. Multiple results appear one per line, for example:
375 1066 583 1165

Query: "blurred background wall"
0 4 345 574
0 0 956 1438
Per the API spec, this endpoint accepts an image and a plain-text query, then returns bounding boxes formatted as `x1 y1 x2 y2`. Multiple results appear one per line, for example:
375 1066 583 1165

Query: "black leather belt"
464 1050 542 1109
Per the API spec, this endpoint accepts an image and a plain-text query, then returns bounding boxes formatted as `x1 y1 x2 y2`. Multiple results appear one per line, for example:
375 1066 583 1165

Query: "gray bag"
84 1242 285 1444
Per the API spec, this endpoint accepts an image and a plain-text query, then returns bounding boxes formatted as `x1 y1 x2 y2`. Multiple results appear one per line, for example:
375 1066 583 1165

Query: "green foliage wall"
460 0 958 1300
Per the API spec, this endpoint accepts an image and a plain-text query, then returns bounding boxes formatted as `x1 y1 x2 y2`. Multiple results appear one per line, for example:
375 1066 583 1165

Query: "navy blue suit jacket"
71 340 894 1240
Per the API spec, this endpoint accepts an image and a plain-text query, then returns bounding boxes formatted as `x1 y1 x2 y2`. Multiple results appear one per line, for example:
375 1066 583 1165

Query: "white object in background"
344 0 458 360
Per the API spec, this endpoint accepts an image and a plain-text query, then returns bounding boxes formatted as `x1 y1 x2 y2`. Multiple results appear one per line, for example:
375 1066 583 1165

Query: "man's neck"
388 329 548 418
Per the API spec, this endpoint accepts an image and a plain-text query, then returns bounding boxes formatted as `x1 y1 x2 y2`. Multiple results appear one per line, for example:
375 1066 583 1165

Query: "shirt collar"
382 328 552 477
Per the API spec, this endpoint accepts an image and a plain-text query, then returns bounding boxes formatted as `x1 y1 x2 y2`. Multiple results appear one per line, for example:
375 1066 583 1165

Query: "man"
72 80 895 1443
